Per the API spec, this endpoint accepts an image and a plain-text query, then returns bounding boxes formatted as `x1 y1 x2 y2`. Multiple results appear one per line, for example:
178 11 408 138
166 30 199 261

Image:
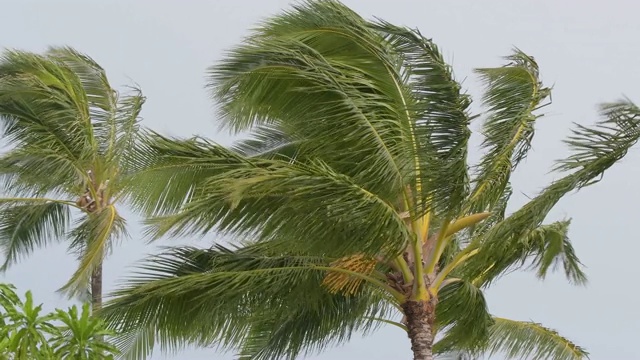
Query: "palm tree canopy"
0 47 144 297
103 1 639 359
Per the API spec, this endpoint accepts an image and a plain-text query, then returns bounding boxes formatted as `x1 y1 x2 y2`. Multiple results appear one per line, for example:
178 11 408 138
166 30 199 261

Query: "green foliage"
104 245 393 360
0 283 118 360
101 1 635 359
0 46 144 299
483 318 589 360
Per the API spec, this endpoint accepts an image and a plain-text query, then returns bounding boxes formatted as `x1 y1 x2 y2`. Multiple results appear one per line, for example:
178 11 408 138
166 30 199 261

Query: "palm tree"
0 47 145 311
102 1 639 359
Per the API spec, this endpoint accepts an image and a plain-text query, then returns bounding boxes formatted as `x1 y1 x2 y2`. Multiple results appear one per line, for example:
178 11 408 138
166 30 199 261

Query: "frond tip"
485 317 589 360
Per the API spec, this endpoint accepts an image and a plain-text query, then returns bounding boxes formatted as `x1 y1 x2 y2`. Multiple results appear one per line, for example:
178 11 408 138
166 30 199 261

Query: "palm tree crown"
0 47 145 309
103 1 639 359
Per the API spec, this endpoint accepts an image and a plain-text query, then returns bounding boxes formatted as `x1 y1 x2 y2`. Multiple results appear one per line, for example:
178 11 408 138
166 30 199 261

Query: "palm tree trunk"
402 300 435 360
90 262 103 313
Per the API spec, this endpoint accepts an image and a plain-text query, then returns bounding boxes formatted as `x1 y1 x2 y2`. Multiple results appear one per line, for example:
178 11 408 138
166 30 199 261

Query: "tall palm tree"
0 47 145 311
103 1 639 359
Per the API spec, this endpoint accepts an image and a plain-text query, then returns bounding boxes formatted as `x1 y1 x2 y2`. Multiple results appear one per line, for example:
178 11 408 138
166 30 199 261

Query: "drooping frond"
60 205 127 298
209 0 420 203
0 198 72 270
0 49 95 152
45 46 116 156
374 20 472 216
466 99 640 285
465 220 585 287
102 244 394 360
467 49 551 215
482 317 588 360
433 280 493 354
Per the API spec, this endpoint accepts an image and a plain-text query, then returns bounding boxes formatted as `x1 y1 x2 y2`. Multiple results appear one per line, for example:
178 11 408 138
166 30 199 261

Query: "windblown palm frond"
103 245 395 360
129 132 410 258
482 317 588 360
0 198 72 269
466 50 551 216
464 100 640 286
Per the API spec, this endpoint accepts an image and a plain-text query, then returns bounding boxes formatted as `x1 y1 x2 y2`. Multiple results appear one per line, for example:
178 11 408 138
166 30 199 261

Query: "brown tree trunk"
402 300 435 360
91 262 103 313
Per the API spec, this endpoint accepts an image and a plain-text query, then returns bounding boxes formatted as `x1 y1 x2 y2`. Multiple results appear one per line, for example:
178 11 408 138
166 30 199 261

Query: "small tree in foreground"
103 1 638 359
0 283 118 359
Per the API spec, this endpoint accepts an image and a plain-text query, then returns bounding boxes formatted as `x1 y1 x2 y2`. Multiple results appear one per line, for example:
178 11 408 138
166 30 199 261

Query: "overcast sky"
2 1 640 359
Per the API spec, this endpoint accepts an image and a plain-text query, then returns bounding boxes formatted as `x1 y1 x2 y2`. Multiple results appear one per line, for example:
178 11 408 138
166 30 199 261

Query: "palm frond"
209 0 421 203
102 244 394 360
374 20 472 217
150 151 409 257
0 198 72 270
555 99 640 180
0 49 94 161
0 147 85 196
482 317 588 360
433 280 492 354
465 220 585 287
109 86 145 173
59 205 127 298
467 49 551 215
123 131 230 216
45 46 117 157
466 99 640 286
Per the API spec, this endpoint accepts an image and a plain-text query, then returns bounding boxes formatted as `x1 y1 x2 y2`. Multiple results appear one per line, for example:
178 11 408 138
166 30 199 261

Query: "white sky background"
2 1 640 359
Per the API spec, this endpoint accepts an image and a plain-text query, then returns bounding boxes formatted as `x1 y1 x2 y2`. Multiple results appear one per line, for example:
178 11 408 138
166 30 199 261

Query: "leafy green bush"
0 284 118 360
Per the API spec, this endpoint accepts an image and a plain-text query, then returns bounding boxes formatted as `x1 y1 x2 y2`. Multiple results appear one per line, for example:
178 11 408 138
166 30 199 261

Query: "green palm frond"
131 133 409 257
465 220 585 287
433 280 492 355
466 99 640 285
556 99 640 179
467 50 550 215
59 205 127 298
483 317 588 360
0 198 72 270
0 49 93 160
110 88 144 170
374 20 472 216
209 0 417 203
0 148 86 197
123 131 229 216
103 244 394 360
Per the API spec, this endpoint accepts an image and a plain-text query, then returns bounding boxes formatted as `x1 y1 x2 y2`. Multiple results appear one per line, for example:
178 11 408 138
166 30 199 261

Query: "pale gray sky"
2 1 640 359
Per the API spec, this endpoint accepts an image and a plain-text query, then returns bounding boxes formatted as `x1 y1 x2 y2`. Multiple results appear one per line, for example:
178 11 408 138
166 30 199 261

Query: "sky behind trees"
2 1 639 359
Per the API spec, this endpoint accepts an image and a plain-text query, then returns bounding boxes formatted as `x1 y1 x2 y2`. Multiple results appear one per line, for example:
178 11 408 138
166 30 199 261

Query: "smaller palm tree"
0 47 145 310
